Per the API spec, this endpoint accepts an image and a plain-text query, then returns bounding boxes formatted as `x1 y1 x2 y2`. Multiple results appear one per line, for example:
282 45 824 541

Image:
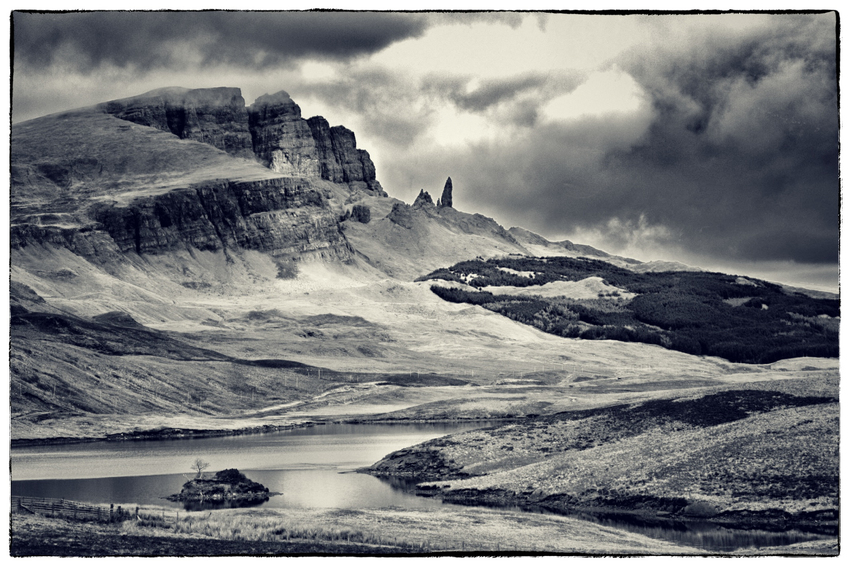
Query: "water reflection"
11 422 489 511
10 422 833 553
11 422 491 481
12 469 453 512
582 512 832 552
180 498 269 512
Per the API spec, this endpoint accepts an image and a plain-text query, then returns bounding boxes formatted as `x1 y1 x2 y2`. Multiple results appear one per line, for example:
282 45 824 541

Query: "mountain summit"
98 87 386 196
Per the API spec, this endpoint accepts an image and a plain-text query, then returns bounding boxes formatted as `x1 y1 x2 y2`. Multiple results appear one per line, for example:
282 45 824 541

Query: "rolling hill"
8 86 840 553
9 86 839 446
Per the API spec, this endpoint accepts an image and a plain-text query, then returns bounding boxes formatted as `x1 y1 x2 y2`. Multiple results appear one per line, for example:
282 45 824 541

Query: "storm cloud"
9 11 840 290
13 11 431 72
379 12 838 272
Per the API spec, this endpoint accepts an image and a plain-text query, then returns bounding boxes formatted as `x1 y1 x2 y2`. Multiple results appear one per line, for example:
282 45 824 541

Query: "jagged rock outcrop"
306 117 346 183
329 125 382 194
347 204 372 224
387 202 417 230
248 91 322 176
438 177 453 208
306 116 386 195
413 189 434 207
86 177 351 259
99 87 254 158
99 87 386 197
247 90 386 195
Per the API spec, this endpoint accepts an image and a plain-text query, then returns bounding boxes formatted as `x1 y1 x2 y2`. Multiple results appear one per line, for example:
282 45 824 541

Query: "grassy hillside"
11 109 276 224
368 376 839 535
421 257 839 364
11 237 839 442
10 292 478 442
9 103 839 449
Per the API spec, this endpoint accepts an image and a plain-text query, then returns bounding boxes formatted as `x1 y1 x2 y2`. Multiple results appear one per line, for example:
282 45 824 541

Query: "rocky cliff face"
100 87 387 197
248 91 322 177
100 87 255 158
98 87 386 196
91 178 349 259
12 86 394 263
10 176 351 262
249 91 386 196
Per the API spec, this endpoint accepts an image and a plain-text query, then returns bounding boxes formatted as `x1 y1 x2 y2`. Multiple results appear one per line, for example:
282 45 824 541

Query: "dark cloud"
385 13 838 267
425 73 550 112
420 72 586 129
13 11 431 72
609 13 839 264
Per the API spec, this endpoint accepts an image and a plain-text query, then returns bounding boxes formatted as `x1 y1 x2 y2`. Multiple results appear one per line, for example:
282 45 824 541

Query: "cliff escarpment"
11 86 390 263
99 87 386 197
11 176 351 261
248 90 385 196
99 87 255 158
91 177 349 259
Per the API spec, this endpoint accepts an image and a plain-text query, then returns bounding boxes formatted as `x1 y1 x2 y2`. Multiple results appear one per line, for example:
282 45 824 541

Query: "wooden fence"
12 495 134 523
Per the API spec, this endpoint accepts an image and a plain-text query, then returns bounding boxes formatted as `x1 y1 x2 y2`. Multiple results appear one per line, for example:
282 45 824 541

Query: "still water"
11 422 833 552
11 422 480 510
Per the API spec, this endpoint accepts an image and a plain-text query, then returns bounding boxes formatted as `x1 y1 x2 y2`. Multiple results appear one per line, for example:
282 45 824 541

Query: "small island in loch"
167 469 275 507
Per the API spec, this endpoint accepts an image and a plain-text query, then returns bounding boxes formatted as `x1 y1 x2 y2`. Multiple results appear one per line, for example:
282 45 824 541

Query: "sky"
9 6 841 292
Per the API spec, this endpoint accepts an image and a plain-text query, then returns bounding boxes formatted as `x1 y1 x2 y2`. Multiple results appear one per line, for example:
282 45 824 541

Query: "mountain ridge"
9 86 838 444
12 85 679 280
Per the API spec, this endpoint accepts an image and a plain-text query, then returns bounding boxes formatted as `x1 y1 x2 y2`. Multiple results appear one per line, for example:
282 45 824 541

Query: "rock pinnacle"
439 177 453 208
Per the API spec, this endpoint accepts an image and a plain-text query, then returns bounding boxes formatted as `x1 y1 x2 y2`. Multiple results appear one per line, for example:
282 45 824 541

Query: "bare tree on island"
192 458 210 479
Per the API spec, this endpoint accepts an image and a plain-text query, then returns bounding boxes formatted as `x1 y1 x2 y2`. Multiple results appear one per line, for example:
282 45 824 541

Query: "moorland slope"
9 86 840 555
9 86 839 451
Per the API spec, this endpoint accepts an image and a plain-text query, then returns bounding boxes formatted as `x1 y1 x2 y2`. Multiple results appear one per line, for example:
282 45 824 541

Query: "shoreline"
363 472 839 538
10 422 321 448
10 416 507 448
